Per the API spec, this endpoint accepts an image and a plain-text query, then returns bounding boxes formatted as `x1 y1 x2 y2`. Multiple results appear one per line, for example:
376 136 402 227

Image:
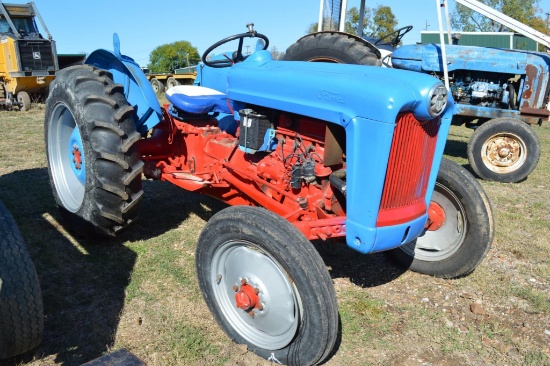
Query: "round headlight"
428 83 448 117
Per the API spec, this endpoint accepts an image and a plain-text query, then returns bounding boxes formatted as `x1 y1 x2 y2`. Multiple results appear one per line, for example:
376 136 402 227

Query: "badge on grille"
33 52 41 59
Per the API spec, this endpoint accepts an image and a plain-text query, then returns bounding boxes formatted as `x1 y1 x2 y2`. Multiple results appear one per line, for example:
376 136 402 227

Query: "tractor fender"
85 34 162 134
295 31 382 60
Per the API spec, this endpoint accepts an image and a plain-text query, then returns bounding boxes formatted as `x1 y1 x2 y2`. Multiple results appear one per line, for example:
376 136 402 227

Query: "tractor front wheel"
388 158 493 278
196 206 338 366
467 118 540 183
45 65 144 236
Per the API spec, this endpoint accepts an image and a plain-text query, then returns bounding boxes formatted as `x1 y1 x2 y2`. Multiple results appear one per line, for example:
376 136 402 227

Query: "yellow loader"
0 1 58 111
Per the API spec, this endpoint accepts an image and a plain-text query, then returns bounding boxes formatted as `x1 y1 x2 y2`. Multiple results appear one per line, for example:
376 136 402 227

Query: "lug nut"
254 287 260 294
257 304 264 311
249 311 255 317
232 285 238 292
241 278 247 285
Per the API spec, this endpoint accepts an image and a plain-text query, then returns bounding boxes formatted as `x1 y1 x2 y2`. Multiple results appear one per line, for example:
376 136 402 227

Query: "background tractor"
286 0 550 183
0 1 82 111
0 1 57 110
44 26 493 365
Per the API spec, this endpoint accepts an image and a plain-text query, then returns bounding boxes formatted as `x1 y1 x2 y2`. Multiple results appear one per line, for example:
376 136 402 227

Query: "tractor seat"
166 85 231 114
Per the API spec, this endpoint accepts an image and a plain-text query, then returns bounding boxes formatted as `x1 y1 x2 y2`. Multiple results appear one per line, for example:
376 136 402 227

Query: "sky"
27 0 550 68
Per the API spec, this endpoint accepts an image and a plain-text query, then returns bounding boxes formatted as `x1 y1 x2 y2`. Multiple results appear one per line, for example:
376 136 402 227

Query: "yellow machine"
0 1 58 110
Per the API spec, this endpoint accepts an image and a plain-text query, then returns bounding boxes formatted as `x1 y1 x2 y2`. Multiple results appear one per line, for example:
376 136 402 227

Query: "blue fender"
85 34 162 134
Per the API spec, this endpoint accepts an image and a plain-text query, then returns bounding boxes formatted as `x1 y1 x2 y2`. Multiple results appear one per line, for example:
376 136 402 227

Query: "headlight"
428 83 448 117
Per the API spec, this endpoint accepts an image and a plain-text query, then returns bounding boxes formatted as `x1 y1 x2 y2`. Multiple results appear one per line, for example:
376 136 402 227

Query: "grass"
0 106 549 365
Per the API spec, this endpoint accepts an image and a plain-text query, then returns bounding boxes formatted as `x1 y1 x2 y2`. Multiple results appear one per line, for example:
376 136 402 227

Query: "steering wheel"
375 25 413 47
202 23 269 68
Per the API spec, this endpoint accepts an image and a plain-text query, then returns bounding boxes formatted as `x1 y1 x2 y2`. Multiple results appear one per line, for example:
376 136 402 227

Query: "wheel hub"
211 242 298 349
234 280 261 312
72 145 82 170
484 135 522 168
426 201 445 231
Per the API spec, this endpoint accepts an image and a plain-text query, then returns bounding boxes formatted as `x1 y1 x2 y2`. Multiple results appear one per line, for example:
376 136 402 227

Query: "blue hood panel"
392 44 550 75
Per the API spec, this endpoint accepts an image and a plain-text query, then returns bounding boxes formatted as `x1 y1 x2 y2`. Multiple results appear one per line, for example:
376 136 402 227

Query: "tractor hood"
392 44 550 75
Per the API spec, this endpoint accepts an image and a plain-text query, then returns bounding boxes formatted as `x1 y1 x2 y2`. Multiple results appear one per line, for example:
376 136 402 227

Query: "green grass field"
0 106 548 365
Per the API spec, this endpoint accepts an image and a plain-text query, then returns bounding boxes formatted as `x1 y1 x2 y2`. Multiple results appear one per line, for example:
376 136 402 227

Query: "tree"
147 41 200 73
306 5 398 39
451 0 548 33
270 46 285 60
345 5 397 38
370 6 398 39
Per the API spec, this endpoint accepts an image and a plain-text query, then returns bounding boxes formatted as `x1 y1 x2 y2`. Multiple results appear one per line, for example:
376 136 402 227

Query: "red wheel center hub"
235 284 259 311
72 145 82 170
426 201 445 231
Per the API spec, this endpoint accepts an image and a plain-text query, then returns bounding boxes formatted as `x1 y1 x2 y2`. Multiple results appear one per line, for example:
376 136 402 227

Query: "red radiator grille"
376 113 440 227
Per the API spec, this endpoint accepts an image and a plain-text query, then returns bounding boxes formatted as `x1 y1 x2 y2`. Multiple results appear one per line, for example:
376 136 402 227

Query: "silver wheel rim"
211 240 300 350
400 183 466 261
481 132 527 174
47 102 85 212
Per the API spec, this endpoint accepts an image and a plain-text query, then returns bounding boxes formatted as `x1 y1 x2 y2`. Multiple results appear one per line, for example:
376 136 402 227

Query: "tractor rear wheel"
283 32 381 66
0 200 43 359
196 206 338 366
467 118 540 183
388 158 493 278
45 65 144 236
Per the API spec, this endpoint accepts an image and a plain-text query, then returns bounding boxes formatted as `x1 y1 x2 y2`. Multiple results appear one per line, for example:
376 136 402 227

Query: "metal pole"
0 1 21 39
358 0 366 37
339 0 348 32
455 0 550 48
318 0 324 32
443 0 452 45
30 2 52 41
436 0 450 90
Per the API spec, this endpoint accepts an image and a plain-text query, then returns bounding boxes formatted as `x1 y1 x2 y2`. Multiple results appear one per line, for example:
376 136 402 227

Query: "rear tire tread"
45 65 143 236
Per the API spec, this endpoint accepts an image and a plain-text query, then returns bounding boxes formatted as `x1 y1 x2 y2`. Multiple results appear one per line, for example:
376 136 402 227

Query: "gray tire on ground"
17 91 31 111
283 32 381 66
467 118 540 183
388 158 494 278
196 206 338 366
166 77 180 89
0 200 43 359
45 65 144 236
150 78 164 93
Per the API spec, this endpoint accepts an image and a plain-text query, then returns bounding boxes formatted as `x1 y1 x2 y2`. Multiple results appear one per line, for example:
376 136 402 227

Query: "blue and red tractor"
44 26 493 365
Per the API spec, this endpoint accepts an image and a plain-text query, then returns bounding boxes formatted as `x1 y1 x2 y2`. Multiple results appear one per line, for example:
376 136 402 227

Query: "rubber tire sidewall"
166 77 180 89
17 91 31 111
45 65 144 236
150 78 164 93
283 32 381 66
467 118 541 183
196 206 338 366
388 158 494 278
0 201 43 359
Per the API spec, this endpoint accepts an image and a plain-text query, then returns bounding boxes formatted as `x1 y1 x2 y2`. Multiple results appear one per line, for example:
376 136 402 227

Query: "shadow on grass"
313 240 407 288
443 138 469 160
0 168 224 366
0 167 417 365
